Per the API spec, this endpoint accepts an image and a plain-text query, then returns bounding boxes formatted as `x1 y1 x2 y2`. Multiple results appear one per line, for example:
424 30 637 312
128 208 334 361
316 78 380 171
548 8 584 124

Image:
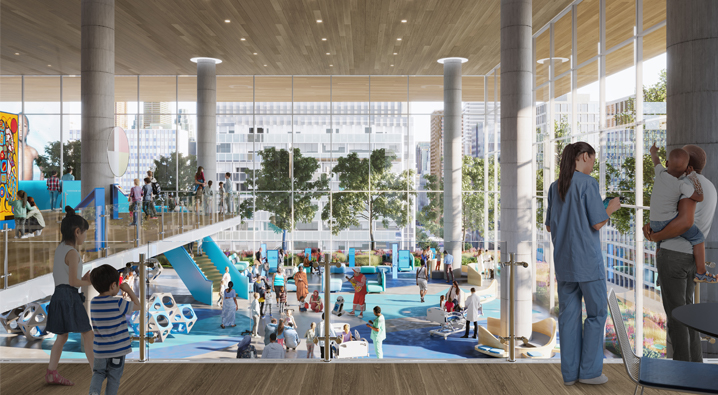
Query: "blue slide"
202 236 249 300
163 247 214 305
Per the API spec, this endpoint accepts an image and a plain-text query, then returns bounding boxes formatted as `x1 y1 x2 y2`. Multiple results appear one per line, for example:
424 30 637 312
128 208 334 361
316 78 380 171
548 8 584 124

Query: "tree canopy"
240 147 328 233
321 149 414 249
417 156 498 247
152 152 197 192
36 140 82 178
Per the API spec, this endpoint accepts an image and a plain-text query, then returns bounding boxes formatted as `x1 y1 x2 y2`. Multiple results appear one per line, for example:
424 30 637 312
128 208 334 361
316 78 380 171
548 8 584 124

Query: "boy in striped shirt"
89 264 140 395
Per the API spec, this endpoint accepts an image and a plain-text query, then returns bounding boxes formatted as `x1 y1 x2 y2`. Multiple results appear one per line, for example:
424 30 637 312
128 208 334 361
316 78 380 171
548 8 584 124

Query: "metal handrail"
498 252 529 362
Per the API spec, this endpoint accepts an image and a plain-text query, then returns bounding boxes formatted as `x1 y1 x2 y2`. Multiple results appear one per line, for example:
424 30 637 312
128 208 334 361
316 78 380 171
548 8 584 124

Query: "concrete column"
193 58 221 184
667 0 718 356
81 0 115 204
500 0 533 339
438 57 468 279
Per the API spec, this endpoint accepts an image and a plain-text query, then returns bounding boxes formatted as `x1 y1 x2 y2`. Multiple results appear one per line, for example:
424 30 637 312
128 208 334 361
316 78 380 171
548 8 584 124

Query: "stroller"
236 335 256 358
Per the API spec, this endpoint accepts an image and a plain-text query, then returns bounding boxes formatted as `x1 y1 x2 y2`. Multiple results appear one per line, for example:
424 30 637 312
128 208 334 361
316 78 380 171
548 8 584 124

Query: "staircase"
194 253 222 301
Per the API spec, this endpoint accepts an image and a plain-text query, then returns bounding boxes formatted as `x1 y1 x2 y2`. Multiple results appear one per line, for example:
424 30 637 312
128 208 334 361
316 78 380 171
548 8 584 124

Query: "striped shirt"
90 295 132 358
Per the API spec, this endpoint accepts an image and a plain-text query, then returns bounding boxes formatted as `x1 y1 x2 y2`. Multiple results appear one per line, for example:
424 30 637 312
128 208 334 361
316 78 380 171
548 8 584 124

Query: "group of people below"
10 189 45 238
545 142 716 386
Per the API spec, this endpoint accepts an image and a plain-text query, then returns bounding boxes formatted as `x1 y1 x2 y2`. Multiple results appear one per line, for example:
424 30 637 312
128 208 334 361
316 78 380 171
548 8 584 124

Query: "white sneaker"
35 230 42 236
20 234 31 239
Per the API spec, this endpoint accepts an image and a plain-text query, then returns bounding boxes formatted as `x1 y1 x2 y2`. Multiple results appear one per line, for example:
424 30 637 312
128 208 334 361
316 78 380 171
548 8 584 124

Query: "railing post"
135 204 141 248
139 253 147 362
324 258 331 362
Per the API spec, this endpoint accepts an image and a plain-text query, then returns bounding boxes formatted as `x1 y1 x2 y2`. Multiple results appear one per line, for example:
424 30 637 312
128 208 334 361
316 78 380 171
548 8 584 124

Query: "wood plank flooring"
0 362 683 395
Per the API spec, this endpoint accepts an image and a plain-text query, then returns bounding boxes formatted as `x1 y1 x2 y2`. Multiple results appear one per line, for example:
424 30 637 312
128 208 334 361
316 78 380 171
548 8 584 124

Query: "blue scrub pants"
557 279 607 383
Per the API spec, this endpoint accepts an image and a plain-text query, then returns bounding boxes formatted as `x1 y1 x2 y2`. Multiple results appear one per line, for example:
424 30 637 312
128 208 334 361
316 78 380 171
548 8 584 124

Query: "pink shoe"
46 369 74 386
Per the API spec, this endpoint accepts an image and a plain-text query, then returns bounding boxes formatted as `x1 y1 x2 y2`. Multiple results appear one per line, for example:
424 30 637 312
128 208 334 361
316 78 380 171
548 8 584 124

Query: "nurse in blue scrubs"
545 142 621 386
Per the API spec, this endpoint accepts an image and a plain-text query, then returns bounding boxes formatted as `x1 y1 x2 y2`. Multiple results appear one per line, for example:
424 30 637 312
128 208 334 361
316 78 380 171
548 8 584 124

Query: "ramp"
202 236 249 300
163 247 214 305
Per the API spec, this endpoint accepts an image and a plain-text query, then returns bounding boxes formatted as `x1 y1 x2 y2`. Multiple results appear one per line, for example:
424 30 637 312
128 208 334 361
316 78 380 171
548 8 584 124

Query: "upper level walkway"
0 206 243 312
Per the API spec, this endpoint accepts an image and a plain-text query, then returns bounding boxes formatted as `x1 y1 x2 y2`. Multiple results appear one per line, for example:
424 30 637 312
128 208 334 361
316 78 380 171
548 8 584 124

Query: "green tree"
152 152 197 192
321 149 414 250
240 147 329 247
417 156 498 246
35 140 82 178
644 69 667 103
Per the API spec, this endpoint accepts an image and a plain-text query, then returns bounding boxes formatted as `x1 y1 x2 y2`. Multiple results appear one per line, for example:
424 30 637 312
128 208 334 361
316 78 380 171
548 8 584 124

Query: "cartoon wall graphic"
0 112 19 221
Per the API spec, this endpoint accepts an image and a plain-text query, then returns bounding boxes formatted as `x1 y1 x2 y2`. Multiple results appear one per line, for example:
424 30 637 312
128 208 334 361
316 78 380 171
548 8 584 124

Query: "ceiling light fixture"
401 19 407 23
15 52 19 55
393 52 397 55
390 64 394 67
240 38 246 41
536 57 569 64
264 64 267 67
253 52 257 55
47 64 51 67
225 19 230 23
322 38 327 41
397 38 402 41
329 64 333 67
326 52 330 55
317 19 322 23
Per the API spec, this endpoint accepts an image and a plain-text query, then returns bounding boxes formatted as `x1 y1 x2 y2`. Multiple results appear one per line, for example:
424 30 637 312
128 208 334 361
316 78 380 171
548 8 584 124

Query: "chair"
607 289 718 395
366 271 385 293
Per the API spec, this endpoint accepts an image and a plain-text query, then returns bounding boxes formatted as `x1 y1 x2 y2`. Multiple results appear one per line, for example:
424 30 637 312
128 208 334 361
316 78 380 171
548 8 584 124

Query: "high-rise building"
429 110 466 179
143 102 173 128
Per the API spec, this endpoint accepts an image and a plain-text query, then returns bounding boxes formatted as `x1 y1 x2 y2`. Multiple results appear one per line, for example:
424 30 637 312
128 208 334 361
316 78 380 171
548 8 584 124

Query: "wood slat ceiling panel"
1 0 574 76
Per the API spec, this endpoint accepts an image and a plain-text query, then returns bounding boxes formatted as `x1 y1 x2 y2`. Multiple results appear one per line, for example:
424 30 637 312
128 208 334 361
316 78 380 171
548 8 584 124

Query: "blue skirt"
45 284 92 334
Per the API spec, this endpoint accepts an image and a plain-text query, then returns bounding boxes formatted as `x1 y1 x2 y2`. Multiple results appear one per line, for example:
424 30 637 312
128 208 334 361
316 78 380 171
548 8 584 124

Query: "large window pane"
577 0 600 65
217 76 253 114
255 77 292 114
332 76 369 114
293 76 330 114
606 0 635 50
554 11 572 77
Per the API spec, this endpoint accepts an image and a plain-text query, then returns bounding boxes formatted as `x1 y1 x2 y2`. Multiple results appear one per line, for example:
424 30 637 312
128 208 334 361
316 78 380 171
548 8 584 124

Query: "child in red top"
444 299 454 313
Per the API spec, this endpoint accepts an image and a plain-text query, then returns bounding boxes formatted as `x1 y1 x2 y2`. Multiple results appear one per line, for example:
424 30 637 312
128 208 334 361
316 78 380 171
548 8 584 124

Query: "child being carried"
648 143 716 283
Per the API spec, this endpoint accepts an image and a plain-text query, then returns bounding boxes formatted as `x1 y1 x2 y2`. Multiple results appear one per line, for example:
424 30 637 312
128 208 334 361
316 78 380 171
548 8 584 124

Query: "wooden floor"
0 362 681 395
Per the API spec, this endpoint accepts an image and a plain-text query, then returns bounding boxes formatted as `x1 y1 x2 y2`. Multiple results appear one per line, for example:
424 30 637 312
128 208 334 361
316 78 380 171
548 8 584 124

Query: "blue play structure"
162 247 214 305
17 180 82 211
267 249 279 274
392 243 398 279
202 237 249 300
260 244 267 260
75 188 106 252
398 250 413 272
111 184 130 219
348 248 356 267
304 247 311 258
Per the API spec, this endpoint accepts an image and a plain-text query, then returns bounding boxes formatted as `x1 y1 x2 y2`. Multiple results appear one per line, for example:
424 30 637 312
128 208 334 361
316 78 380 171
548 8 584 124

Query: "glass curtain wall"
532 0 667 358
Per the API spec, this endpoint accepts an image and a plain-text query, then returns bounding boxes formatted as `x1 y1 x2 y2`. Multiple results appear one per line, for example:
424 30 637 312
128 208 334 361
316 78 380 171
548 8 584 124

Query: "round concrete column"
500 0 533 339
438 57 468 278
81 0 115 204
192 57 221 184
667 0 718 355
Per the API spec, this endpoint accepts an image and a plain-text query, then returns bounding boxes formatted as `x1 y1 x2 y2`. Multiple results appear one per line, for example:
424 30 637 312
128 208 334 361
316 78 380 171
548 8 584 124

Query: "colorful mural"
0 112 19 221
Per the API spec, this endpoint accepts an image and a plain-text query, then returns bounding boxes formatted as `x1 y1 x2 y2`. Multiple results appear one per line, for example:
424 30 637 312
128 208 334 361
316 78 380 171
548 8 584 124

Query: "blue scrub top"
545 172 608 282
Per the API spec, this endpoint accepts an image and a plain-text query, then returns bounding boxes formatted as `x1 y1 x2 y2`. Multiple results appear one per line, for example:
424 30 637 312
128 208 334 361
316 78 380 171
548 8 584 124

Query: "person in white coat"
461 287 483 338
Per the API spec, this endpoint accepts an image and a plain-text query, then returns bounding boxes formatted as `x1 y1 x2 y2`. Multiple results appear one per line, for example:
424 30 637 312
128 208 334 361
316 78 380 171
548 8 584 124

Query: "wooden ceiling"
1 0 574 76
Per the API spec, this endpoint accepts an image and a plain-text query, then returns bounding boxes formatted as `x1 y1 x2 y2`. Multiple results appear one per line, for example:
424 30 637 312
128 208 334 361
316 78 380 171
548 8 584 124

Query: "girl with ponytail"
545 142 620 386
44 206 93 386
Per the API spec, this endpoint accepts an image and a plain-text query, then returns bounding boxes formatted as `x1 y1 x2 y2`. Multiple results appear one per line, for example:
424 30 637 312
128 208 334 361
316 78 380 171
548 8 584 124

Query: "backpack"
152 182 161 196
